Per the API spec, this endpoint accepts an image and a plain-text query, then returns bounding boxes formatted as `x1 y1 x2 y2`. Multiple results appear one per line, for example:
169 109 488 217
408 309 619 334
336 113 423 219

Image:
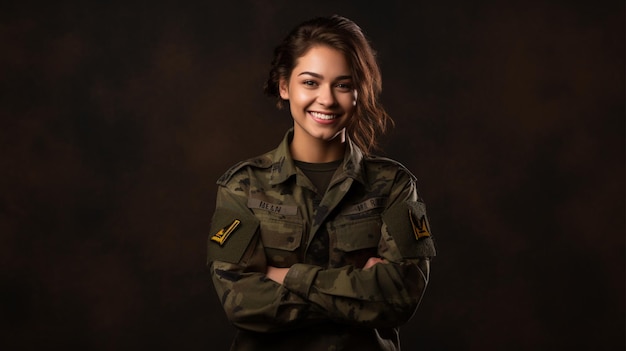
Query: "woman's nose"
316 85 337 107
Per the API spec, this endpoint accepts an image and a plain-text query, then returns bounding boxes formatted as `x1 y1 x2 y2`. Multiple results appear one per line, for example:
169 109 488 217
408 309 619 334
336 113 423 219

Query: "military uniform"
207 129 436 351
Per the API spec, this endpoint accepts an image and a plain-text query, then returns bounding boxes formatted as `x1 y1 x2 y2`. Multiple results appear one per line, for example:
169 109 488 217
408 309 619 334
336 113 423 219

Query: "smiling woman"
207 15 436 351
279 45 356 162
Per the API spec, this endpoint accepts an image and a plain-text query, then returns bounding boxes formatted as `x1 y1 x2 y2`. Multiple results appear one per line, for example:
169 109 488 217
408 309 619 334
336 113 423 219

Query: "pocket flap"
260 219 303 251
334 218 381 251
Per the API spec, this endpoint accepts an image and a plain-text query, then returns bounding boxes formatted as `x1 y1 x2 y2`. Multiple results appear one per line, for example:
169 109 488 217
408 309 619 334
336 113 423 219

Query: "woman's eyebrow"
297 71 352 81
298 71 323 78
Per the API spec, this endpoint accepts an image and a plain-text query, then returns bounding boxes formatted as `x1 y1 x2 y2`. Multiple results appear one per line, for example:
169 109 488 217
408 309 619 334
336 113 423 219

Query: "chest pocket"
329 216 382 268
256 211 303 267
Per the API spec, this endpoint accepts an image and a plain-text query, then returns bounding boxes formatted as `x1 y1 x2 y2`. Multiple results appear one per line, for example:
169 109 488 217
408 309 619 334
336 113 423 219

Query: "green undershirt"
294 159 343 196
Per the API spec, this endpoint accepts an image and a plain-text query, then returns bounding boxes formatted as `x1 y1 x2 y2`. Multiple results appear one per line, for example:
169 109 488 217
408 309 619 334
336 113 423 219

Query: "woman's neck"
290 129 346 163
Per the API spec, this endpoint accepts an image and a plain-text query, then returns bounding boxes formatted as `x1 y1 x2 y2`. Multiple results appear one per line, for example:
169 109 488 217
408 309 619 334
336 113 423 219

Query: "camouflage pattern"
207 129 436 351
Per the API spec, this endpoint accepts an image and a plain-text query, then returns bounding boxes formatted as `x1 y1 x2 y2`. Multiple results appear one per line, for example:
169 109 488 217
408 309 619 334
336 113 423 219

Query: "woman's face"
279 45 357 144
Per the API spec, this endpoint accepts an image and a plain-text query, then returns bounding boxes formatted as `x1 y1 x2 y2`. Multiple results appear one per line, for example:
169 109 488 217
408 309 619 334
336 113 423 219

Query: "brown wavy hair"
264 15 393 156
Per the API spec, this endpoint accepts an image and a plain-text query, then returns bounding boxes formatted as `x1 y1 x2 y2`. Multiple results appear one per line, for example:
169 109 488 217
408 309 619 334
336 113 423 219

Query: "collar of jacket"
268 128 369 189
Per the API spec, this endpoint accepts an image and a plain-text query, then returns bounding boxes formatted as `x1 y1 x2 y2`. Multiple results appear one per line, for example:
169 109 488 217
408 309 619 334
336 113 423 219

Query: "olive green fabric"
207 129 436 351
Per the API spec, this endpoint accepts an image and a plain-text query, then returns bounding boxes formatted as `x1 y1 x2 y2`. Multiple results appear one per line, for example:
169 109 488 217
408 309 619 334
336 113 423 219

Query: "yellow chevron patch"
409 209 430 240
210 219 241 246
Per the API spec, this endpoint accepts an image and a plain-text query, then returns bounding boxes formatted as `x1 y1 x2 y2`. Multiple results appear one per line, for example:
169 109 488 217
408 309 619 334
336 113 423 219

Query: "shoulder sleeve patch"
382 200 436 258
207 207 260 264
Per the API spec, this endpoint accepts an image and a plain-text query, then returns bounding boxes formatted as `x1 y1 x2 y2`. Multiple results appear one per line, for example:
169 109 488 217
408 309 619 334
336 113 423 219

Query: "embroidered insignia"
409 209 431 240
210 219 241 246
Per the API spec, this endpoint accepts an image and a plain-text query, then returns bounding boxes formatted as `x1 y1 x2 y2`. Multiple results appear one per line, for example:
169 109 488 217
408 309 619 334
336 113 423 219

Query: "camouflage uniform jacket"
208 129 436 351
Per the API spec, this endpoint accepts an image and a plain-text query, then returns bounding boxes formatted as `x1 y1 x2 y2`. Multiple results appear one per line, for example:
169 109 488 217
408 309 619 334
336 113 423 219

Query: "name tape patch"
247 198 298 216
211 219 241 246
343 197 386 215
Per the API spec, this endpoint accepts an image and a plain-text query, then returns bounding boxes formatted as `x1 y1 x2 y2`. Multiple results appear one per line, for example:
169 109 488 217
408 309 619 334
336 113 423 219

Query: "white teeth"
310 111 337 120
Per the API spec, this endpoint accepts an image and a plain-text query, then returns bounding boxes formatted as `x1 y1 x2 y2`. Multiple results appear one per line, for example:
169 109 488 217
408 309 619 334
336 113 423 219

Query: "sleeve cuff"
283 263 322 298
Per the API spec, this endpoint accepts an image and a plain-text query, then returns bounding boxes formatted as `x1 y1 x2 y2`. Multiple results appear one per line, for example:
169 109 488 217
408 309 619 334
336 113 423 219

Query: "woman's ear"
279 78 289 100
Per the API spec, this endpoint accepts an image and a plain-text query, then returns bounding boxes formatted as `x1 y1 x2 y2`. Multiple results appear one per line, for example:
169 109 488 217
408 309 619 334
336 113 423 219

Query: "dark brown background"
1 1 624 350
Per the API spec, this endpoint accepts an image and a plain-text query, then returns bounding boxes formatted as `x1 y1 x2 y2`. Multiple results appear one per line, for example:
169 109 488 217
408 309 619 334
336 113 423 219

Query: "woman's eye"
335 83 353 91
303 80 317 87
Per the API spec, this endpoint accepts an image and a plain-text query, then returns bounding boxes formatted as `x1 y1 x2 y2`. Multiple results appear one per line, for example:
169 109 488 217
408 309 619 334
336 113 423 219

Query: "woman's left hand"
363 257 387 269
266 266 290 284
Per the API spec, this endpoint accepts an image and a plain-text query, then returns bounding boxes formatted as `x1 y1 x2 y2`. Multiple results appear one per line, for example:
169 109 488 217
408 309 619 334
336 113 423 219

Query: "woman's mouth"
309 111 338 120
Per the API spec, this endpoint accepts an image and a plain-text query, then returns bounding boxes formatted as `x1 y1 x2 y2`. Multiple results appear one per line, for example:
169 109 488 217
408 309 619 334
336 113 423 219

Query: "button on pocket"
259 217 303 251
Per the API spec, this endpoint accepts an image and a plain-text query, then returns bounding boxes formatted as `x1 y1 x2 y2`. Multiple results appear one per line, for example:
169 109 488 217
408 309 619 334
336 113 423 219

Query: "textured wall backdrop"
1 1 624 350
